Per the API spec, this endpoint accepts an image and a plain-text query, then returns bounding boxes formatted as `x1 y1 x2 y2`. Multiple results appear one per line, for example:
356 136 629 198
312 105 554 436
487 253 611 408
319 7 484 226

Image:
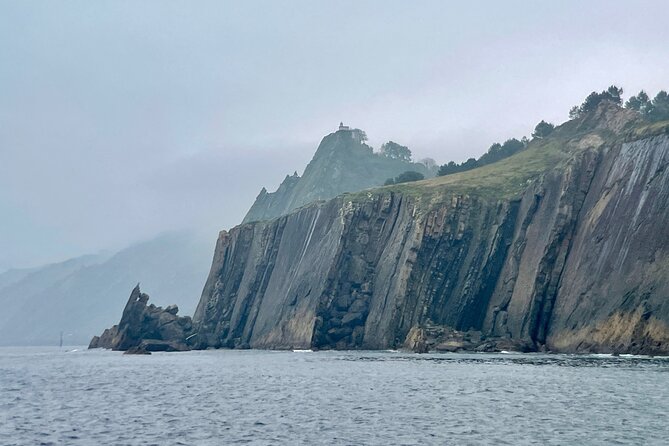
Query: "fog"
2 0 669 271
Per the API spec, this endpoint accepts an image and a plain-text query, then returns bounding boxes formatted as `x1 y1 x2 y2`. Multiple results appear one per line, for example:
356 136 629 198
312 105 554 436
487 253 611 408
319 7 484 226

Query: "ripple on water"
0 348 668 445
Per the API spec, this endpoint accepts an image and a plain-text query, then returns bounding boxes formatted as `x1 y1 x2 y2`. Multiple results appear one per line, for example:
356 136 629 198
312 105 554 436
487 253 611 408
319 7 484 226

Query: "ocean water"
0 348 667 445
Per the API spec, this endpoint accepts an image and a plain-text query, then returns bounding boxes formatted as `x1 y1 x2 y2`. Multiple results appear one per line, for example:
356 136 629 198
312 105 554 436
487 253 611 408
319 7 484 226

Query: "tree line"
437 137 529 176
624 89 669 121
375 85 668 182
436 85 669 177
436 115 556 177
568 84 669 122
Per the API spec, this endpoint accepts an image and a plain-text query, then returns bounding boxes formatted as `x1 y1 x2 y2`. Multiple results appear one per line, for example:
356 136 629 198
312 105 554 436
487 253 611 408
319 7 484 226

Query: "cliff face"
243 130 431 223
194 107 669 354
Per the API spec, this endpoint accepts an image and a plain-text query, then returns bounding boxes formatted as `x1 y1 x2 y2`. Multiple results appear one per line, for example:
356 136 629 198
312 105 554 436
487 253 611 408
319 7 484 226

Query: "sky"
1 0 669 271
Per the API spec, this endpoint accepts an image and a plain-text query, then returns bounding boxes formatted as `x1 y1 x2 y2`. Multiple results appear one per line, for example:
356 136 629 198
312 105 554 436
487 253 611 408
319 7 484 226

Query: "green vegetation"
353 128 368 142
342 84 669 211
384 170 425 186
569 85 623 119
380 141 412 161
437 138 527 176
532 120 555 139
625 90 669 122
345 136 569 207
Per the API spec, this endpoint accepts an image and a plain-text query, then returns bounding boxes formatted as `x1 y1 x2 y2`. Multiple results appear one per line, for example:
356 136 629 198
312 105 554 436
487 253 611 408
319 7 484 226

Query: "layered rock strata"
193 109 669 354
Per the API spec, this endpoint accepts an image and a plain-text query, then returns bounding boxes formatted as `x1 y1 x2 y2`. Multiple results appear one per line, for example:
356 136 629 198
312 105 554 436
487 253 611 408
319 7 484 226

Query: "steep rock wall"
193 133 669 354
193 199 346 348
546 135 669 353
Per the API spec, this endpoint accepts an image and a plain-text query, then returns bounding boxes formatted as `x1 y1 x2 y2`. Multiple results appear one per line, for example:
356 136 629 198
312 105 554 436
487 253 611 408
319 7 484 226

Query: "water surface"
1 347 667 445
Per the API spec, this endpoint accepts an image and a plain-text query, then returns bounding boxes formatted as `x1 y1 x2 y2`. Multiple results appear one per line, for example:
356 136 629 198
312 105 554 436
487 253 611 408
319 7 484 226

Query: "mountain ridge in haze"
243 126 434 223
0 231 213 346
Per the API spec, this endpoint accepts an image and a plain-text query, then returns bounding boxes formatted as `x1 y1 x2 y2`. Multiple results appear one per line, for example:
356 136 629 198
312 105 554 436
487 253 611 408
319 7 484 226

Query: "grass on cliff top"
630 119 669 140
343 110 669 207
344 138 569 205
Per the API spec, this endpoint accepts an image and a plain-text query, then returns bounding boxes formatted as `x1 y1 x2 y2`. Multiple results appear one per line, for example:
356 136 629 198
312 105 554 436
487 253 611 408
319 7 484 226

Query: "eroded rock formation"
89 285 193 352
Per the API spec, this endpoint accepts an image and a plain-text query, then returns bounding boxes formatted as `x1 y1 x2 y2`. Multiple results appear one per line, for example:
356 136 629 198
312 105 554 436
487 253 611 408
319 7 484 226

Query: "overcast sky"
1 0 669 271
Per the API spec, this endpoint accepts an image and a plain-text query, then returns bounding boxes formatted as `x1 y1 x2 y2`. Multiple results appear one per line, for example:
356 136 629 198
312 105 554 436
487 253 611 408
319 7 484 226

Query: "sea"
0 347 667 445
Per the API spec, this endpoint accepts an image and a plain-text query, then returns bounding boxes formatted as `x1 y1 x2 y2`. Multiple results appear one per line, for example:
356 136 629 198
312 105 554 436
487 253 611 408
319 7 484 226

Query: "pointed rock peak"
129 283 142 303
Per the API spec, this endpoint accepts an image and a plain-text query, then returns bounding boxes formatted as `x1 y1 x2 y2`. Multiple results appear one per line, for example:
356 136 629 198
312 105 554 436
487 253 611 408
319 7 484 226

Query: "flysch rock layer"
193 108 669 354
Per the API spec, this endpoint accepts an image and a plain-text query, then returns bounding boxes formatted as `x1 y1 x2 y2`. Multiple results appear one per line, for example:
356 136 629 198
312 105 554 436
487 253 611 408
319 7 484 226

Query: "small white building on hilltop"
337 122 367 144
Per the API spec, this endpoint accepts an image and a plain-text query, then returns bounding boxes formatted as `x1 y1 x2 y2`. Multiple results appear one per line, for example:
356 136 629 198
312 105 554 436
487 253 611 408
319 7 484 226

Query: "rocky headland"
92 102 669 355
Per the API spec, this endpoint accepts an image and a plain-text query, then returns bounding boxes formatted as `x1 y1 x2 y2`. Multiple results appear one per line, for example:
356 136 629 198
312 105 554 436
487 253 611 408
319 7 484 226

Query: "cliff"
192 103 669 354
243 129 431 223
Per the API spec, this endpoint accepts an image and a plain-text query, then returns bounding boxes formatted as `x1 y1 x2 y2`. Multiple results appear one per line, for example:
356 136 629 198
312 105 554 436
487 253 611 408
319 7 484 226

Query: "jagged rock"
404 327 429 353
165 304 179 315
88 285 193 352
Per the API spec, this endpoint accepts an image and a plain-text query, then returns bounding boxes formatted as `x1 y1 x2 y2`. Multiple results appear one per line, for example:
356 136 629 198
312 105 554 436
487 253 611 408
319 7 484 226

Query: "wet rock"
139 339 190 352
124 345 150 355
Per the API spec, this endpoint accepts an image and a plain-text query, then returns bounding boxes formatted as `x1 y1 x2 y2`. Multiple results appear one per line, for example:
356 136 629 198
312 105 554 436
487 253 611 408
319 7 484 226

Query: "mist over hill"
0 232 212 346
244 126 433 223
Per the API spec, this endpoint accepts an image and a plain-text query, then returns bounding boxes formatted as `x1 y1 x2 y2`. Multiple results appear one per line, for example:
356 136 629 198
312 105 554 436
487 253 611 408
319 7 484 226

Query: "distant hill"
0 232 213 346
243 127 432 223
